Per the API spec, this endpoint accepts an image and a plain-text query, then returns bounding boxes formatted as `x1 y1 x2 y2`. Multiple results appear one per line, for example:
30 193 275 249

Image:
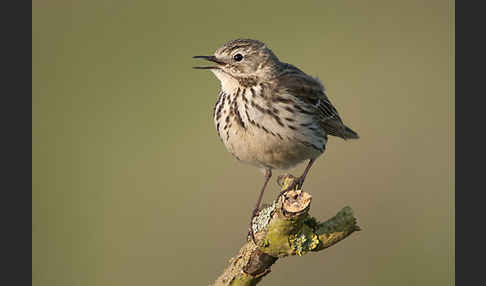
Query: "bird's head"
193 39 280 86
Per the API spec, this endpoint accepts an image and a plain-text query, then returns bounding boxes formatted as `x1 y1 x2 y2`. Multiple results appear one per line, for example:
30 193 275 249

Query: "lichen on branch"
212 174 361 286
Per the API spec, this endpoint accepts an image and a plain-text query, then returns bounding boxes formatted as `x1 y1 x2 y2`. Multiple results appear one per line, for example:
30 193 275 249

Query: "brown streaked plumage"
193 39 359 242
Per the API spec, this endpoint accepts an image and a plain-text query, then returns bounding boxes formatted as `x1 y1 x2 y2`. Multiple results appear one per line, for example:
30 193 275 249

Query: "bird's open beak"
192 56 225 69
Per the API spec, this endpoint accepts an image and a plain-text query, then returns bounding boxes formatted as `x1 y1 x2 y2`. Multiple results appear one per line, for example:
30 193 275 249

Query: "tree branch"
212 174 361 286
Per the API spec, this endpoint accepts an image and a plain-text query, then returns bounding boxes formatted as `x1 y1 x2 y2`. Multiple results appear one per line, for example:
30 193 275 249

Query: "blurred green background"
33 0 454 285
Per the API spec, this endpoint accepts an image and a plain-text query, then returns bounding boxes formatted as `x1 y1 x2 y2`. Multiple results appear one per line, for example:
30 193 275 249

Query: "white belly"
221 123 323 170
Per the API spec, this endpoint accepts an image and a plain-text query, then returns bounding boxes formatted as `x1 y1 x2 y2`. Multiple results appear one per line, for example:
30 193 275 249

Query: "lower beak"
192 55 225 69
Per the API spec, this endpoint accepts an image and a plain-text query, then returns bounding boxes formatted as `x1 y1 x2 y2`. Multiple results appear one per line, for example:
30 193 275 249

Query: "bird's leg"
280 158 316 195
296 158 316 189
248 168 272 243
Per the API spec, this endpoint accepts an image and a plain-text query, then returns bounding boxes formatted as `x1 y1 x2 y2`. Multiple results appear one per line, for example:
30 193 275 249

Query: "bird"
193 39 359 242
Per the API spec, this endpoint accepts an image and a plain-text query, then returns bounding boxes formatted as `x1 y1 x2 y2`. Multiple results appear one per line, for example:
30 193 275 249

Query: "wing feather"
273 63 359 139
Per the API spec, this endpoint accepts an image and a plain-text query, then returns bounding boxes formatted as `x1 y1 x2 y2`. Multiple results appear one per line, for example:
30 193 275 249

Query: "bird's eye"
233 53 243 61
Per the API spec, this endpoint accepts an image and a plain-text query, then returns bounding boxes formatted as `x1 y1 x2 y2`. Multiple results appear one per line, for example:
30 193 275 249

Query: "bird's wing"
274 64 358 139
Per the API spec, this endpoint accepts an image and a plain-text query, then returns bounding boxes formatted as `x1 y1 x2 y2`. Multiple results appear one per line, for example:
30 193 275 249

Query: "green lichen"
258 216 295 256
260 239 270 248
302 216 319 230
289 224 321 256
230 273 261 286
278 175 297 191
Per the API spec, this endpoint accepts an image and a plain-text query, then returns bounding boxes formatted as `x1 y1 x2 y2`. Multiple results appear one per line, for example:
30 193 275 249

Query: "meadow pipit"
193 39 359 242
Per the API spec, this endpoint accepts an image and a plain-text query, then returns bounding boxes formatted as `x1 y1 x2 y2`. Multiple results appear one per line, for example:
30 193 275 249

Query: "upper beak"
192 55 225 69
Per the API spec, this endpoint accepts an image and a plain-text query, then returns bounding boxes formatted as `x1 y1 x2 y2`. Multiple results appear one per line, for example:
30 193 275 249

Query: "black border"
456 0 484 285
4 1 32 284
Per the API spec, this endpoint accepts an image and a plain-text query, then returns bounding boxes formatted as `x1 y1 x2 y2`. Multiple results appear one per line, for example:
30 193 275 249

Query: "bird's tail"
342 125 359 140
321 120 359 140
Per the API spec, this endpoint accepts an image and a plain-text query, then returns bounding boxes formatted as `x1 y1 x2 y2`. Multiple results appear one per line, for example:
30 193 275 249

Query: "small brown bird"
193 39 359 241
